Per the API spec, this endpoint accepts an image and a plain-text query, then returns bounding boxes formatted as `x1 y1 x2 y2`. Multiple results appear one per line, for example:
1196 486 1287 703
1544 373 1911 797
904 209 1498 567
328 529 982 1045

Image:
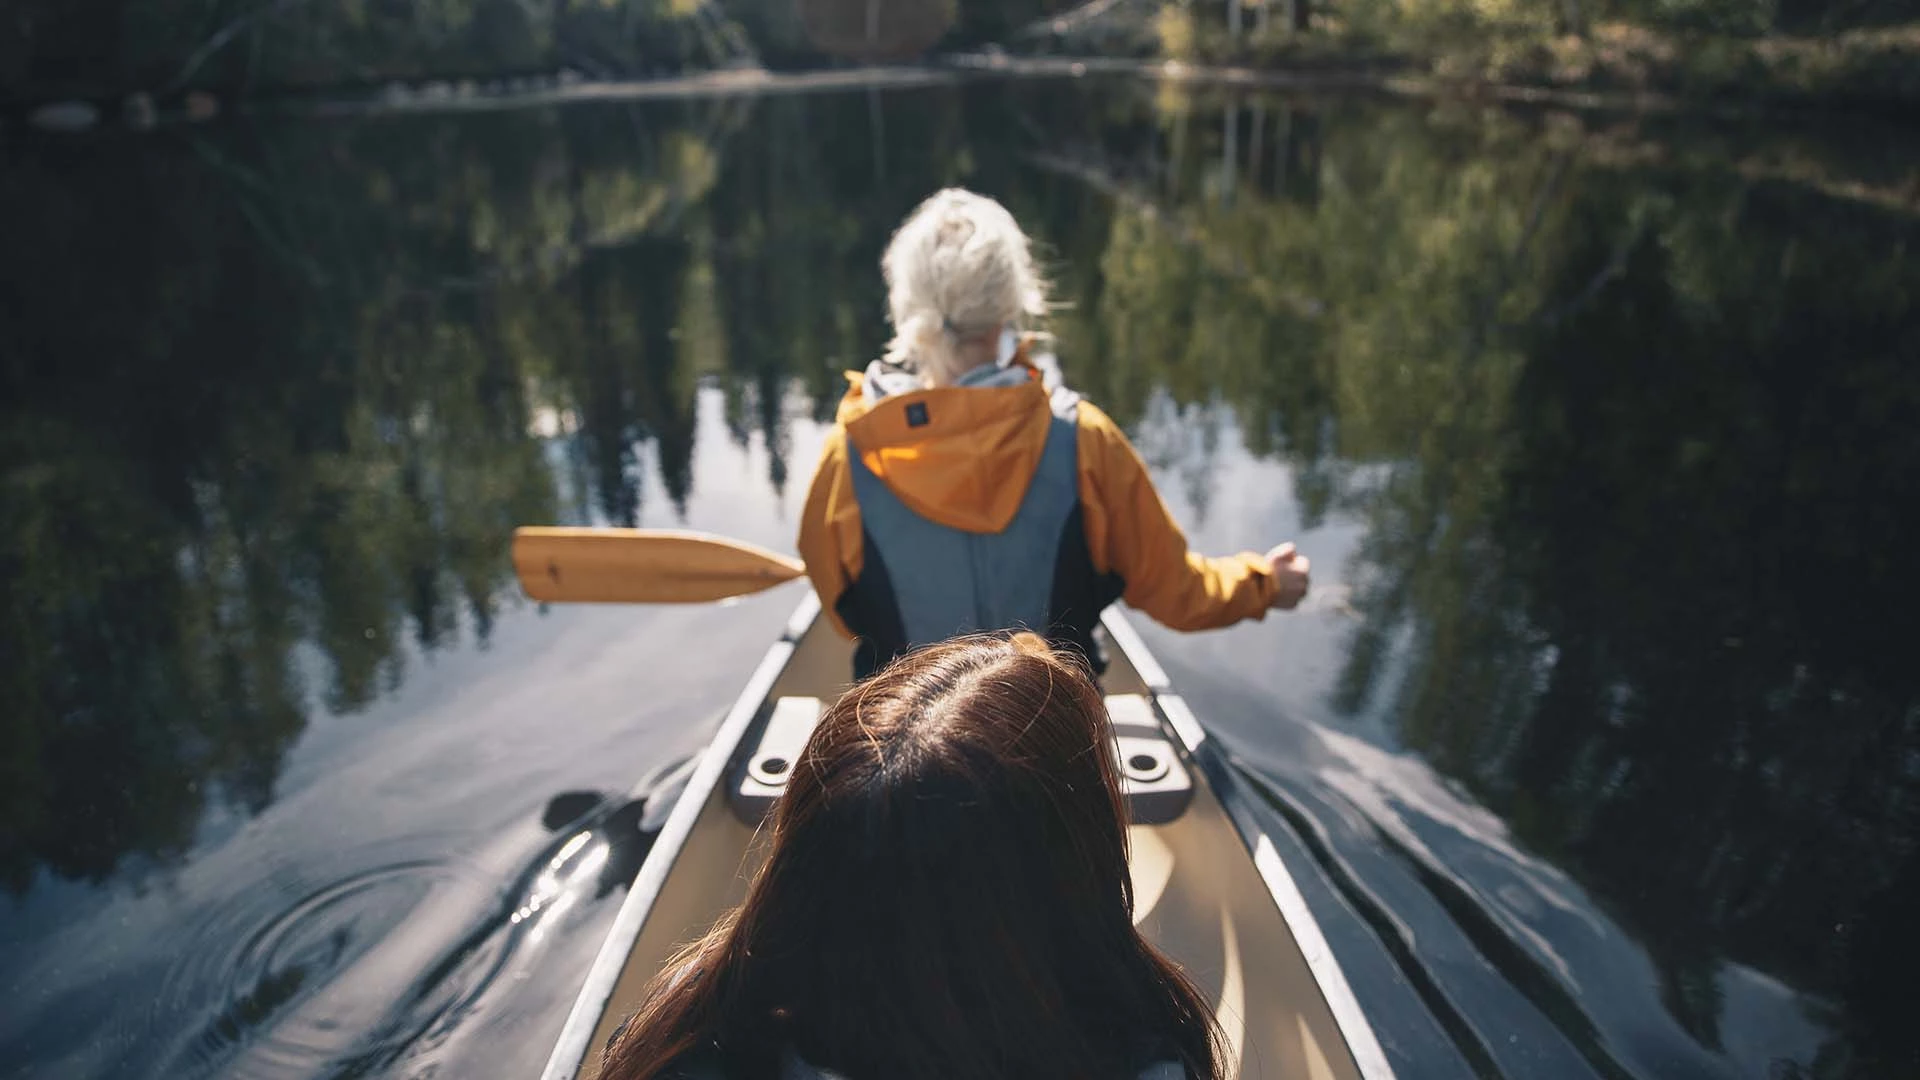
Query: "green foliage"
1014 86 1919 1067
1 0 730 98
4 76 1918 1071
1161 0 1920 113
0 100 738 887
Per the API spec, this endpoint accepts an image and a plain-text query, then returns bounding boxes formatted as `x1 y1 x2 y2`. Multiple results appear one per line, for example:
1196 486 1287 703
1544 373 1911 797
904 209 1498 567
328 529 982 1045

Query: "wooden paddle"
512 527 806 604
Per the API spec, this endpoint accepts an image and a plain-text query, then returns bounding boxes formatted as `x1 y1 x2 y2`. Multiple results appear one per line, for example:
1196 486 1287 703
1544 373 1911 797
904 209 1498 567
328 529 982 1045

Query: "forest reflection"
5 78 1917 1075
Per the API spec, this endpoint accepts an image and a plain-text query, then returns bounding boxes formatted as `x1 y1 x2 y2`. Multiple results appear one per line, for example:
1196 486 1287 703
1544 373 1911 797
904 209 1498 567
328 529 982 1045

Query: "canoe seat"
726 693 1194 825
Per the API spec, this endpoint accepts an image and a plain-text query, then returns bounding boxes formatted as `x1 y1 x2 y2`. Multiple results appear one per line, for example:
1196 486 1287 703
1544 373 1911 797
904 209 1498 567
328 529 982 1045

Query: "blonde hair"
881 188 1047 387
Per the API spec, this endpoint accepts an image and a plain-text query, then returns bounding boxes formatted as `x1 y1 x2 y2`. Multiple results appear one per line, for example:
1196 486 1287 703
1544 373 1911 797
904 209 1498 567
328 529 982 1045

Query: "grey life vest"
847 394 1081 648
839 354 1120 679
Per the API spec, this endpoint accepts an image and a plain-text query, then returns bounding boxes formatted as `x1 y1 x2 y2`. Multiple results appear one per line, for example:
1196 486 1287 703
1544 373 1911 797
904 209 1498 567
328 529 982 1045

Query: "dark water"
4 73 1919 1080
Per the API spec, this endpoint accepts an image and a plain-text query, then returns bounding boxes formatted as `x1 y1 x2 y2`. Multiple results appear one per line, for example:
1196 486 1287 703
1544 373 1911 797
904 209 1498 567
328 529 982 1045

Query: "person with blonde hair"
799 188 1310 678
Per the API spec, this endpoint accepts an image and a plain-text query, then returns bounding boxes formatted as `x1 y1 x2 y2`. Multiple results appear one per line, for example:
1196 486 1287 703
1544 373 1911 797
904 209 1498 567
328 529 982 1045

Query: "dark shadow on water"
4 73 1919 1080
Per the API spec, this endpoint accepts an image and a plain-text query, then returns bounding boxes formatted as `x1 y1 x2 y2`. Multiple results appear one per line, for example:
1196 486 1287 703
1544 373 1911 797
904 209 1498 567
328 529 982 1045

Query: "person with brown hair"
598 633 1225 1080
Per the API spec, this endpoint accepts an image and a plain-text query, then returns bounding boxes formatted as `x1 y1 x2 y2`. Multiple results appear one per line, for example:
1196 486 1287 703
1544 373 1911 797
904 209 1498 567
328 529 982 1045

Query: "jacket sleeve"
796 428 863 640
1075 402 1278 631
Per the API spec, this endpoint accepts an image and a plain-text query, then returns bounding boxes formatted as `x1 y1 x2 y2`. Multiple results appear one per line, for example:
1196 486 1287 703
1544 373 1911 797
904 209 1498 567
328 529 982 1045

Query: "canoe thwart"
726 693 1193 827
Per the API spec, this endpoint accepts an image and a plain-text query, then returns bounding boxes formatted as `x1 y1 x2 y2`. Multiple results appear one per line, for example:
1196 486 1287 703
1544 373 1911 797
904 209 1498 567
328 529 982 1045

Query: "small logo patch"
905 402 930 428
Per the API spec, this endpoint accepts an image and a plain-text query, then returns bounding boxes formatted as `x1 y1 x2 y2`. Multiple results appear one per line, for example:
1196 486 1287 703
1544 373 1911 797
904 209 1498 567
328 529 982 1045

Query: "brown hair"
601 633 1223 1080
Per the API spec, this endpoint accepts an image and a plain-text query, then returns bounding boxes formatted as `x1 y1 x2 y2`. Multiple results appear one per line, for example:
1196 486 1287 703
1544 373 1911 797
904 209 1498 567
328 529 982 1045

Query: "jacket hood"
835 343 1062 535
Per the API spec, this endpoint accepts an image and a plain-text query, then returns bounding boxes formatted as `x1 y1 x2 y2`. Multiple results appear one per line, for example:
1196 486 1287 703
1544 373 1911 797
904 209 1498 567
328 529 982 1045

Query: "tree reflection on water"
3 78 1917 1076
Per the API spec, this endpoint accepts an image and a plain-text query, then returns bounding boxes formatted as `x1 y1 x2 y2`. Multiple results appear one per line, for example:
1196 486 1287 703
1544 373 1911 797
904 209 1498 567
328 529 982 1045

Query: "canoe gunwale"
538 591 821 1080
1102 607 1395 1080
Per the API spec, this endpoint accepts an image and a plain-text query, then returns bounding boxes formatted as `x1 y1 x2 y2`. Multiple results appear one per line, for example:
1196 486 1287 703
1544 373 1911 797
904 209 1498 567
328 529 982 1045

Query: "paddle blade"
512 527 806 604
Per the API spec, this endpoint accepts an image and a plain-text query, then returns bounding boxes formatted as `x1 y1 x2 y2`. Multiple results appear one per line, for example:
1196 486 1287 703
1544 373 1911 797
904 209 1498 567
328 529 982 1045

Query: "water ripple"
156 856 495 1079
141 754 697 1080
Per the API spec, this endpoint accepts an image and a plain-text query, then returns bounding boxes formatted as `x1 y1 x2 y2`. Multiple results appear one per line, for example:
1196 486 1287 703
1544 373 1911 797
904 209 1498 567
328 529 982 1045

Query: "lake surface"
4 72 1918 1080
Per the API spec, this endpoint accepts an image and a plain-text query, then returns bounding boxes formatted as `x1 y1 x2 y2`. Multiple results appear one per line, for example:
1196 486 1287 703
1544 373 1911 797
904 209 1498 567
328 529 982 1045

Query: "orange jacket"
797 358 1279 643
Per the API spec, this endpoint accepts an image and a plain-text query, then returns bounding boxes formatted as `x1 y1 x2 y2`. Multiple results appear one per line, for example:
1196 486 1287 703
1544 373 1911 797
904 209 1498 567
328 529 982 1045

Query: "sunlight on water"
4 73 1917 1080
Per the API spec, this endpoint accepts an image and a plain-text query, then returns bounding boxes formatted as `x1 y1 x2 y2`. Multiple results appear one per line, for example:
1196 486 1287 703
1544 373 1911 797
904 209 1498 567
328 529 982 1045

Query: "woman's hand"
1265 542 1311 610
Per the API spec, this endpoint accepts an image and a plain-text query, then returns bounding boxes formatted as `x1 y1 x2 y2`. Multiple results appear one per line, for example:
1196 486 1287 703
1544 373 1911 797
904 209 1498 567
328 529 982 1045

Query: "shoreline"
947 51 1918 125
1163 21 1920 123
10 42 1917 137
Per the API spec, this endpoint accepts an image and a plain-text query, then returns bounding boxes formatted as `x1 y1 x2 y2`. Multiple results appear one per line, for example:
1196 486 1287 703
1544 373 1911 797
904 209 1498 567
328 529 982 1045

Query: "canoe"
540 592 1396 1080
